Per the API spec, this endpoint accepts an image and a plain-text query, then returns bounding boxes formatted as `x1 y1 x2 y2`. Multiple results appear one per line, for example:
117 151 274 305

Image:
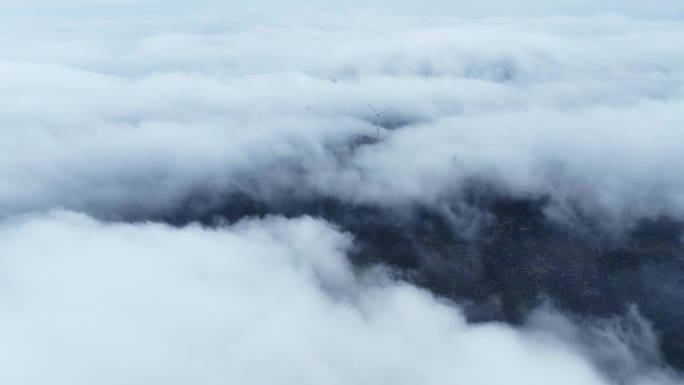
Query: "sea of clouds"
1 1 683 384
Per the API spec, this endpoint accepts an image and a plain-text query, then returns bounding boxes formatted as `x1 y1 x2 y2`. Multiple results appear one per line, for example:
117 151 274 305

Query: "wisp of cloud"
1 1 683 384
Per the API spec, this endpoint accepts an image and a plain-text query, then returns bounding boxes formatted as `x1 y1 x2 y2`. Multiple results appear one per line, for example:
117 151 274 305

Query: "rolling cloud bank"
1 2 684 384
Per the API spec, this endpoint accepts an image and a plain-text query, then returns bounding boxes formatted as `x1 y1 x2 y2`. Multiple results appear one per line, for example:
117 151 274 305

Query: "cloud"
2 3 684 381
0 211 678 384
1 12 683 227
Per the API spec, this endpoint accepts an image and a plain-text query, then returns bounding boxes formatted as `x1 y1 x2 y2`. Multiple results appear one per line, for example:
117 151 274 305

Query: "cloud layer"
1 11 683 227
0 212 678 385
2 2 684 383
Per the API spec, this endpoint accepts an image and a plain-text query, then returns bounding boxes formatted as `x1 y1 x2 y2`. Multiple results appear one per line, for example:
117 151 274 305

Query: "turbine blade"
367 103 378 114
378 107 392 115
453 154 468 169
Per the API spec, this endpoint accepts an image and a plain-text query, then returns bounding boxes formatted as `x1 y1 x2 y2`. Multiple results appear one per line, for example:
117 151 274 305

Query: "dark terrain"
114 137 684 372
142 178 683 372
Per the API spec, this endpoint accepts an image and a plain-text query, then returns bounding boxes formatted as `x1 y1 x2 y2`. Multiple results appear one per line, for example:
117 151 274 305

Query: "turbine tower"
367 103 392 140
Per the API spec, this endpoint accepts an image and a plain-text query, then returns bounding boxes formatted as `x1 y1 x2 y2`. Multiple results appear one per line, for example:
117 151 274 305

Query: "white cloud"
1 3 684 382
0 211 676 384
0 10 683 229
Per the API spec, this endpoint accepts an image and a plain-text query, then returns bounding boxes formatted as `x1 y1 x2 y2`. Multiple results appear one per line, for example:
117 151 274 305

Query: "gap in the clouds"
108 172 684 373
359 114 430 132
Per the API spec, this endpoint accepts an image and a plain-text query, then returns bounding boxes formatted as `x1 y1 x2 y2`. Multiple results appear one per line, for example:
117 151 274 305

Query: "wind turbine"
367 103 392 140
453 154 467 169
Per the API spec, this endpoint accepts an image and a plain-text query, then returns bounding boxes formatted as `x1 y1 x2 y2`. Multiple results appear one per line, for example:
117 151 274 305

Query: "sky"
1 0 683 19
1 1 684 384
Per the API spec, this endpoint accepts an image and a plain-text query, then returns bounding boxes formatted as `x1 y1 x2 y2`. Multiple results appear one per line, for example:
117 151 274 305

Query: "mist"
1 1 683 383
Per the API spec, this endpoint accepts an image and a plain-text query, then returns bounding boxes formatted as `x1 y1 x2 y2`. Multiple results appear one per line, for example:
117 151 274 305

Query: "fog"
1 2 683 383
0 212 678 384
